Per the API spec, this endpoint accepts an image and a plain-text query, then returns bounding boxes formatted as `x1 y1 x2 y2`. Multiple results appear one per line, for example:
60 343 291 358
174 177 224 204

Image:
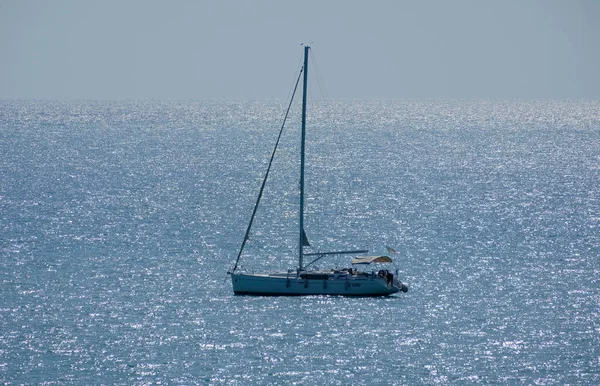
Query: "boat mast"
299 45 309 271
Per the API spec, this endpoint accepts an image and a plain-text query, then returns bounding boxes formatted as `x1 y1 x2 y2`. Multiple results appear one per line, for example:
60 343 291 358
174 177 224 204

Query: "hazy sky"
1 0 598 99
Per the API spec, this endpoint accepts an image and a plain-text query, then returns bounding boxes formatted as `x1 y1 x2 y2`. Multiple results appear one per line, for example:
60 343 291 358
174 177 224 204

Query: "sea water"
1 100 598 384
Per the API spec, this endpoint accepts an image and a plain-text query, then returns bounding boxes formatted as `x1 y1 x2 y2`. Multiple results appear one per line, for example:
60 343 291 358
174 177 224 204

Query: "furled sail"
302 229 310 247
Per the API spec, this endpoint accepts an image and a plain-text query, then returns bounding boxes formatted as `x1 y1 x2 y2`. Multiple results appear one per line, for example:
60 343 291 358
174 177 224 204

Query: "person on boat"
386 271 393 284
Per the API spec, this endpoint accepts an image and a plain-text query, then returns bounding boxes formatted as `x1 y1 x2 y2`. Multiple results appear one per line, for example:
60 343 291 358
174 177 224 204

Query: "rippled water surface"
1 100 599 384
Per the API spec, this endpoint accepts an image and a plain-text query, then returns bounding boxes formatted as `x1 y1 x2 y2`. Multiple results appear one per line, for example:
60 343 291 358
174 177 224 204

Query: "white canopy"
351 256 393 265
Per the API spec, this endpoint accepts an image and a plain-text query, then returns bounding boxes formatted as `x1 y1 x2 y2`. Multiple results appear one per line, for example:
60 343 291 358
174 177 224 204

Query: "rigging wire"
306 48 335 241
309 48 331 102
231 65 305 273
284 51 306 106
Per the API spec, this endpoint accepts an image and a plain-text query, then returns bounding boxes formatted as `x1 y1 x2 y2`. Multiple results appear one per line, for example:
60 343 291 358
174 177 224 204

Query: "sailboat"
228 46 408 296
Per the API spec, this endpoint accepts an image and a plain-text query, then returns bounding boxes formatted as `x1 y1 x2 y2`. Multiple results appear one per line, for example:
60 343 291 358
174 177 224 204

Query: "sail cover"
302 229 310 247
351 256 393 265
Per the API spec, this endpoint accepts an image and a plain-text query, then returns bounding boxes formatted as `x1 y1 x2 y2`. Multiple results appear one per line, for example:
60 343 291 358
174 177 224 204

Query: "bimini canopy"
351 256 393 265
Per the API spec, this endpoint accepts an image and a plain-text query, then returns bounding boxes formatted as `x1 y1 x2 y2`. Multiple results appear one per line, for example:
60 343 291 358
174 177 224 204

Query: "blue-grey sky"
1 0 598 99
